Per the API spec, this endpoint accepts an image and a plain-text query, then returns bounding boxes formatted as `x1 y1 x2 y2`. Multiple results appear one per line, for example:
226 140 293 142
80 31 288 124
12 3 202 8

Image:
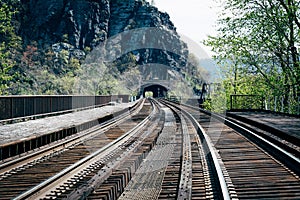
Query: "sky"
146 0 222 58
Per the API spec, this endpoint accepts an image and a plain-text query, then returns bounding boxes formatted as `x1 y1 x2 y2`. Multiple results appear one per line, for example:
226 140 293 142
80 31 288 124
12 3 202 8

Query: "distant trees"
205 0 300 113
182 54 210 96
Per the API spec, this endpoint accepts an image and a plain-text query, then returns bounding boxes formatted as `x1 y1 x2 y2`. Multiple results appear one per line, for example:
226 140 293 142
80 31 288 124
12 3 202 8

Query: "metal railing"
265 96 300 115
0 95 130 122
230 94 300 115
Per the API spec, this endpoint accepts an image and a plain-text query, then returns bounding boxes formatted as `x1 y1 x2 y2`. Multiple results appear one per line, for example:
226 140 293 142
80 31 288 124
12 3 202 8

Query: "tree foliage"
0 1 21 94
205 0 300 113
182 54 210 96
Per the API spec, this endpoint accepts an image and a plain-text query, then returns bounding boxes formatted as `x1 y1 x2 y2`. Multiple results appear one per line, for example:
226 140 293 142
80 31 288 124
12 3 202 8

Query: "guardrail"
0 95 129 122
230 94 300 116
265 95 300 115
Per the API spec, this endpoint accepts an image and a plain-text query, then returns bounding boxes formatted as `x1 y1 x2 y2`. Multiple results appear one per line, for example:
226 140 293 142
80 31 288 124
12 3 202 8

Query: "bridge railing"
264 95 300 115
0 95 129 122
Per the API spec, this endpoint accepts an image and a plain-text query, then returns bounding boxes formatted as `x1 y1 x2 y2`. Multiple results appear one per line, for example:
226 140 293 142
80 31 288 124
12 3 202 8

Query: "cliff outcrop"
20 0 188 70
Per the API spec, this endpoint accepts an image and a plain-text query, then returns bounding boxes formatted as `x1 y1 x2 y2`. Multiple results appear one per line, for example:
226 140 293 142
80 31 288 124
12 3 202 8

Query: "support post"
230 95 233 110
10 97 13 119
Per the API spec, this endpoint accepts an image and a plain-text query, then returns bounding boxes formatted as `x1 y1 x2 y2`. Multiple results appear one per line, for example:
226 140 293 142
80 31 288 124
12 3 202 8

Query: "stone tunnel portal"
142 84 168 98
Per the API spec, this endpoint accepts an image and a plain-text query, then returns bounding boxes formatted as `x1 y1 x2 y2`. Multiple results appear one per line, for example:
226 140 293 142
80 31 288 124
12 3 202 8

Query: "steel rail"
221 114 300 163
0 99 143 171
67 99 159 199
179 101 300 174
177 111 192 199
160 100 231 200
179 110 230 200
13 99 156 200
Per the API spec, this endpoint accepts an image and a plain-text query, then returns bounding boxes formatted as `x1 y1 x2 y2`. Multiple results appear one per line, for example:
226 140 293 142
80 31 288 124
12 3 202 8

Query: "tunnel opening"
142 84 168 98
145 91 153 98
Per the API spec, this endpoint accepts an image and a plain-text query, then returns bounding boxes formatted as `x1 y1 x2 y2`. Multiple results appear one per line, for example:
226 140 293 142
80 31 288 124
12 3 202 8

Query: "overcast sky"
146 0 222 58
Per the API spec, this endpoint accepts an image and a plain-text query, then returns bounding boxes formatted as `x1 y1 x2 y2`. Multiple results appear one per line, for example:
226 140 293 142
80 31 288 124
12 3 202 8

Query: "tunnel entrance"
142 84 168 98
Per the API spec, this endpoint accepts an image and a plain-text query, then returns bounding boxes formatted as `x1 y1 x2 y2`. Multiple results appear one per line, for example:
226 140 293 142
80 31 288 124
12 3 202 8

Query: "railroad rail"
164 99 300 199
0 99 149 199
0 98 299 199
83 99 228 199
0 99 141 161
226 111 300 158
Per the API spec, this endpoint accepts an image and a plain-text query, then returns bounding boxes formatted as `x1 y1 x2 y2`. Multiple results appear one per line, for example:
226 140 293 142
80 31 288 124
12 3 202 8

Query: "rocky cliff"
20 0 110 49
20 0 188 70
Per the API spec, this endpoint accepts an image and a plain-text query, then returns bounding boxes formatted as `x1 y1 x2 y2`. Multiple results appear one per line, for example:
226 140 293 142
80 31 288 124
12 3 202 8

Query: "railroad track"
1 99 225 199
2 98 299 199
0 99 153 199
225 111 300 158
118 100 224 199
164 99 300 199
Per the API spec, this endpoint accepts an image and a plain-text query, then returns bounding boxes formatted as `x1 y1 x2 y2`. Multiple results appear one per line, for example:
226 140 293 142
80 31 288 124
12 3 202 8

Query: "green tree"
205 0 300 113
120 67 142 95
0 2 21 94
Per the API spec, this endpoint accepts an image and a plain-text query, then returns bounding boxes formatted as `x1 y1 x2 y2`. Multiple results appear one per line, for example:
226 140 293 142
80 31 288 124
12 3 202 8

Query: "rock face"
20 0 110 49
20 0 188 70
